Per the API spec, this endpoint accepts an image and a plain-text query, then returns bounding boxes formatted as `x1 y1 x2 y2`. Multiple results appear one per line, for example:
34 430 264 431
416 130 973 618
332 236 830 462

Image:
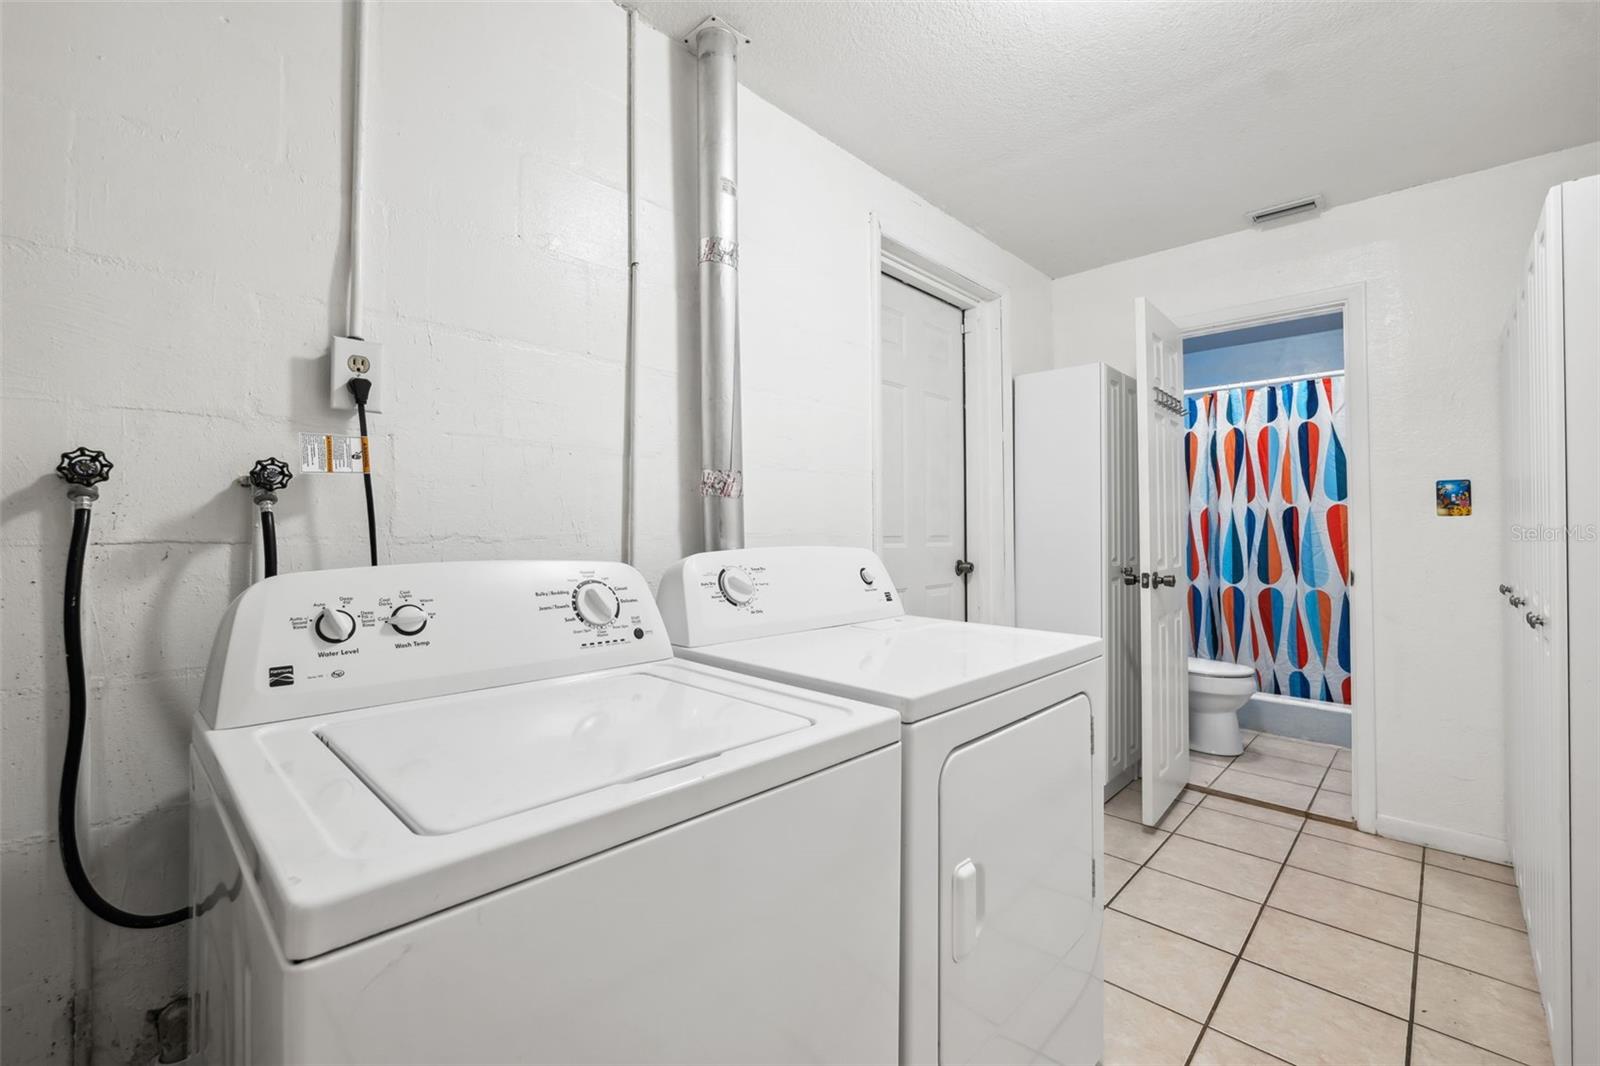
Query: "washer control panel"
657 546 904 648
201 561 669 729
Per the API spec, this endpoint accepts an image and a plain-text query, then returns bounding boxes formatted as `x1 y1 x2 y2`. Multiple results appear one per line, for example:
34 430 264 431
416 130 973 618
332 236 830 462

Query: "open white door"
1135 298 1190 826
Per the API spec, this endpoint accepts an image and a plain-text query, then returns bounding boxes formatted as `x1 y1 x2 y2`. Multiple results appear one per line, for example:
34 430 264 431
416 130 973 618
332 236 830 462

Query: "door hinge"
1091 856 1097 898
1089 716 1095 756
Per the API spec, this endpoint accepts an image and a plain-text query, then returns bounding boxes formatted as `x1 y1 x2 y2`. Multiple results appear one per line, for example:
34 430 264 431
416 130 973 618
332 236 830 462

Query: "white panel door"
1134 298 1190 827
938 698 1097 1066
880 275 967 619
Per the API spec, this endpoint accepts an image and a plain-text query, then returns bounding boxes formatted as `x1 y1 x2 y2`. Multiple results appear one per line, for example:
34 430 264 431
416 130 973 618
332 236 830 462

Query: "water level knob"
314 607 357 644
718 567 756 606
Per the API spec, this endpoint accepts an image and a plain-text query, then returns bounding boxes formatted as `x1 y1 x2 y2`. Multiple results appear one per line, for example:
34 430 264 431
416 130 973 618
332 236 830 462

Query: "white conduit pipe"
347 0 370 340
621 9 640 565
692 18 745 551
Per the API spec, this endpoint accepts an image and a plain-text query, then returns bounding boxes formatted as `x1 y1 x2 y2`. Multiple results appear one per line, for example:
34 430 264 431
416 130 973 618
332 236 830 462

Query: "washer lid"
195 660 901 961
679 616 1103 722
318 673 808 835
1187 657 1256 679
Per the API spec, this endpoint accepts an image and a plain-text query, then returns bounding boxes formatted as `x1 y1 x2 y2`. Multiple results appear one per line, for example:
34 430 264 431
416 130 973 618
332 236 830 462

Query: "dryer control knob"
314 607 356 644
859 567 876 586
718 567 756 606
575 582 619 627
388 603 428 636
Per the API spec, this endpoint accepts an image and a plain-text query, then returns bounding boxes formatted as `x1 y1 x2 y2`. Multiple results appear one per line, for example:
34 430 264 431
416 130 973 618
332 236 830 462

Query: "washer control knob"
314 607 356 644
388 603 428 636
575 582 619 627
718 567 756 606
859 567 876 586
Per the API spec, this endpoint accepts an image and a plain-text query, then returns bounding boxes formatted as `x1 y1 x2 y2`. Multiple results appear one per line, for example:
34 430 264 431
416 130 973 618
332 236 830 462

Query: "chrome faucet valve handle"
57 447 113 502
1526 611 1547 629
1498 583 1513 596
1509 594 1527 608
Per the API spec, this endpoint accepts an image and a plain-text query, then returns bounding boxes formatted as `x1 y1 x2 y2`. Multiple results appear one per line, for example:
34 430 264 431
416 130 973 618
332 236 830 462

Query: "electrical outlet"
330 337 383 414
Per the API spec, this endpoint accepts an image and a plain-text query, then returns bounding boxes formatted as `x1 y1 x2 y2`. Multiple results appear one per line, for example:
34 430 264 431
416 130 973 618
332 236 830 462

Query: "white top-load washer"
190 560 903 1065
657 547 1106 1066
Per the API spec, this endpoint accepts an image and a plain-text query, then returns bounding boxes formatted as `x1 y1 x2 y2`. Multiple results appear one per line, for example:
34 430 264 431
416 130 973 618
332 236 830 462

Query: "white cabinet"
1015 364 1141 798
1500 176 1597 1066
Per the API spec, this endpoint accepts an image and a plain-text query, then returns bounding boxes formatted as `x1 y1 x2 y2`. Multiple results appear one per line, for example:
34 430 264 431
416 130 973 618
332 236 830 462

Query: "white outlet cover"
330 337 384 414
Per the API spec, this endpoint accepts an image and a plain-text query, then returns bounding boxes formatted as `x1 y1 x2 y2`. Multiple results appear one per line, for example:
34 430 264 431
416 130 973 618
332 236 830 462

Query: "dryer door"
938 696 1099 1065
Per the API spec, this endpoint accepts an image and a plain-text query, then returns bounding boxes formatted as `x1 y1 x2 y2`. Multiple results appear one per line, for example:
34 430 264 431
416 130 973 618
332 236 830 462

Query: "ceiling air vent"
1249 196 1322 226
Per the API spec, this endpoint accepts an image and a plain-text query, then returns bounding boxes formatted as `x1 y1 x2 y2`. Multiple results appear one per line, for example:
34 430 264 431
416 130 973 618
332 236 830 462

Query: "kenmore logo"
267 665 295 688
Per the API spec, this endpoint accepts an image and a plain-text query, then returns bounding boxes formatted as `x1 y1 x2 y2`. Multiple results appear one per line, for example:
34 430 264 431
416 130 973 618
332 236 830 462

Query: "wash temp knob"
388 603 428 636
315 607 357 644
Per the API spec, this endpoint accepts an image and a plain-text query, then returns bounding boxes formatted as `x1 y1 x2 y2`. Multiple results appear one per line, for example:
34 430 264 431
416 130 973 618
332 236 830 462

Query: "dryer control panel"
200 561 669 729
657 547 905 647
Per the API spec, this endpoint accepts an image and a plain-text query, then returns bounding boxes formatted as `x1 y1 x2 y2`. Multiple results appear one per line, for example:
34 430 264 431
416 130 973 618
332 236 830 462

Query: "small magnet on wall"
1436 479 1472 516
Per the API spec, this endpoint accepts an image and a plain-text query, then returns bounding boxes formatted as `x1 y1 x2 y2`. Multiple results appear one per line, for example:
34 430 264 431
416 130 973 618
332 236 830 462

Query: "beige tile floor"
1188 731 1353 822
1103 781 1551 1066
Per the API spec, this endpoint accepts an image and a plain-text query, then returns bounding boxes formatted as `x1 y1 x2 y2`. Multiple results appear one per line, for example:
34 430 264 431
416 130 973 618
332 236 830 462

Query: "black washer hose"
260 507 279 579
60 506 189 928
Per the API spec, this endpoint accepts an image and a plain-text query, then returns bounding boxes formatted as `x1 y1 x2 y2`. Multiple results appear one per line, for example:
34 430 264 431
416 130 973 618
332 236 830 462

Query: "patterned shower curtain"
1185 376 1351 704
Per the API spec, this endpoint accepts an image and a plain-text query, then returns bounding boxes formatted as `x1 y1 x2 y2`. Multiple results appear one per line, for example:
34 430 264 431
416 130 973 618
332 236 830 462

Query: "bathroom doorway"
1176 288 1374 830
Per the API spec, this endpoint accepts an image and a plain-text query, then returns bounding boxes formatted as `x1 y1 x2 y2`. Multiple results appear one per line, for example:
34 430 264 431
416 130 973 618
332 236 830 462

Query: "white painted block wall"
1051 143 1600 859
0 3 1052 1061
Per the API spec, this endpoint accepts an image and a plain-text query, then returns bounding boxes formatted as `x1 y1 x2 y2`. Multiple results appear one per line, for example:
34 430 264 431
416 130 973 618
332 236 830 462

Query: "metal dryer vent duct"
690 16 748 551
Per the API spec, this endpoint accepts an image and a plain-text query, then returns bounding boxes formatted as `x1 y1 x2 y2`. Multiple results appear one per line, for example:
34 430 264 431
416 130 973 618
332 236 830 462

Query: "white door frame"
867 218 1015 625
1176 284 1377 831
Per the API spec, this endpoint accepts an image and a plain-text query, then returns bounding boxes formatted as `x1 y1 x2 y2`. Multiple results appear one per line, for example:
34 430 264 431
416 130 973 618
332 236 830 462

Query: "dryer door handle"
952 858 985 963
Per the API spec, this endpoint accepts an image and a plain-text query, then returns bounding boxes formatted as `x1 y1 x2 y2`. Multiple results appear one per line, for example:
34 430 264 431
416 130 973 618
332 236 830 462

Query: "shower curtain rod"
1184 368 1345 395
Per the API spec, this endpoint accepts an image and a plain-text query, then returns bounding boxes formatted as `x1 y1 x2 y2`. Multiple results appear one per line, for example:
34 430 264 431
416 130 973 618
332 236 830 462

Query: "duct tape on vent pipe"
700 468 743 498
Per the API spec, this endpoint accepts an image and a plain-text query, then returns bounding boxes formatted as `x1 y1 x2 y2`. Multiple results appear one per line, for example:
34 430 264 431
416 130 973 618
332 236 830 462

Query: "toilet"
1187 657 1257 756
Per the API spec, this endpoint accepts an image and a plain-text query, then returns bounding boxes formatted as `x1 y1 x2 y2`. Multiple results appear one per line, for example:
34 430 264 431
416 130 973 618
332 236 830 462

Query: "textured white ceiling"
626 1 1600 276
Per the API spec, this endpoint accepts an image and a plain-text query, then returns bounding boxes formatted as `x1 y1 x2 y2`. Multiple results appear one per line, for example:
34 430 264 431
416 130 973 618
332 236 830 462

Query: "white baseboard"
1374 814 1510 864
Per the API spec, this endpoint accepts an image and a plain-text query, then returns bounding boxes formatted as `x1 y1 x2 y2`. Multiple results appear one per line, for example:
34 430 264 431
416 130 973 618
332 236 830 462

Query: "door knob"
1151 571 1176 588
1120 565 1139 586
954 559 975 578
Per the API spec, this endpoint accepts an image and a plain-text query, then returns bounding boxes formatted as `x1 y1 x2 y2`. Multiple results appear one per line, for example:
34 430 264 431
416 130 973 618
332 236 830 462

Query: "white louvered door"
1107 368 1142 796
1502 180 1599 1066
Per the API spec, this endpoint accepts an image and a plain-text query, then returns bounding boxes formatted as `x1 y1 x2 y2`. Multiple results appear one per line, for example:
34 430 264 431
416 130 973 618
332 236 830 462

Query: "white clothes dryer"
658 547 1106 1066
190 560 902 1065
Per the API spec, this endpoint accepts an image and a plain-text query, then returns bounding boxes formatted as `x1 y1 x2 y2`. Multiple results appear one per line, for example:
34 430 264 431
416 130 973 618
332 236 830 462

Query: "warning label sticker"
299 433 372 474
